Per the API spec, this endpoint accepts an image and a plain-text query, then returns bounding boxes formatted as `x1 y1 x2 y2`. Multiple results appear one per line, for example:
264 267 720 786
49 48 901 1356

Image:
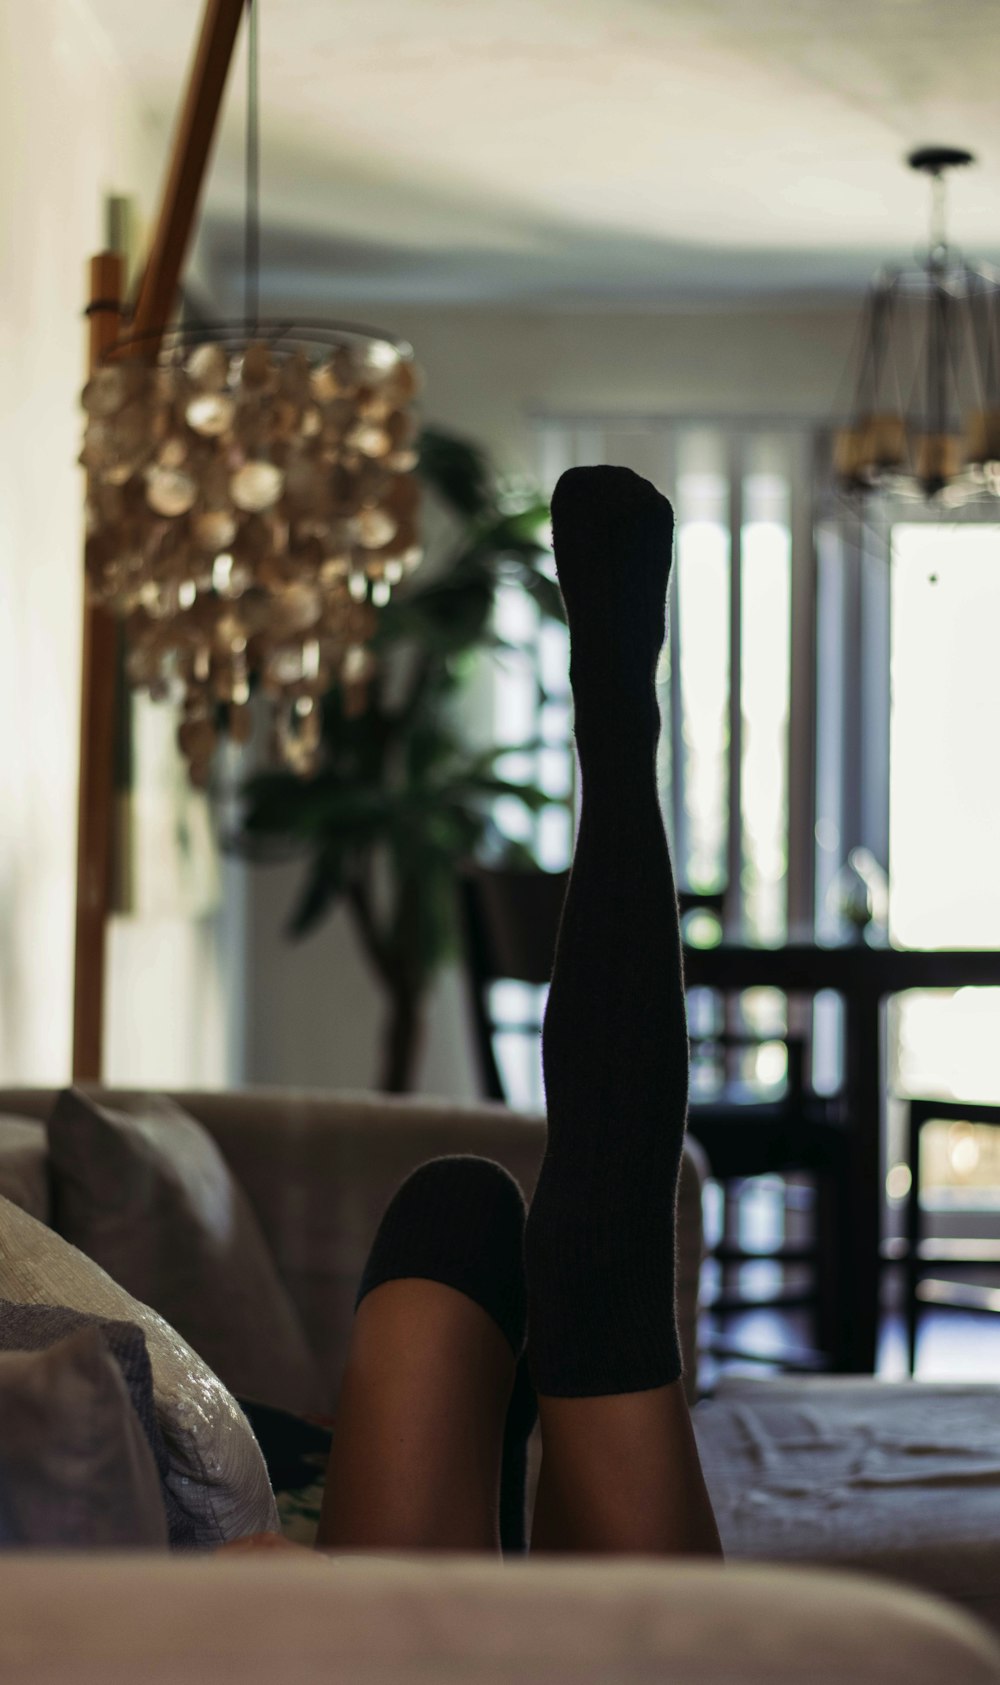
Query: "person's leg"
525 464 721 1556
531 1388 719 1554
318 1276 513 1551
316 1156 535 1554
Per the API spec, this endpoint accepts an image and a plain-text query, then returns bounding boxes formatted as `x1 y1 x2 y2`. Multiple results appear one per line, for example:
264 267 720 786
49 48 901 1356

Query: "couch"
1 1084 999 1684
0 1084 706 1412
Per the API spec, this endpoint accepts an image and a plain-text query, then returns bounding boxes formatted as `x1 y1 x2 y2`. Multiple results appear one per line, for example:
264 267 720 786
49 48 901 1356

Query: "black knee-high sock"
356 1156 537 1553
525 465 688 1399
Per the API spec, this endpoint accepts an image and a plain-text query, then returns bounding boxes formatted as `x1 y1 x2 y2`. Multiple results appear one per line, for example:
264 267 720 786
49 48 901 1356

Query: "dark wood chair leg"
815 1173 841 1363
905 1103 923 1376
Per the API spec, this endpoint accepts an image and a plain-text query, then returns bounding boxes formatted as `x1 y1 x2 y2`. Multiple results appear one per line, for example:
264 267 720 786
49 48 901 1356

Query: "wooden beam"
72 253 124 1081
72 0 246 1080
131 0 247 351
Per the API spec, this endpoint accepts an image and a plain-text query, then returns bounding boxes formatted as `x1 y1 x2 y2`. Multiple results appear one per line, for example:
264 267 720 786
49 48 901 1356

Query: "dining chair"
899 1096 1000 1373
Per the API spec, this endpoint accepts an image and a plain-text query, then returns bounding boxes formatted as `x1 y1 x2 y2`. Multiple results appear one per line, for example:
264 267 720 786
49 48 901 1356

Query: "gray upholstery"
1 1554 998 1684
0 1328 167 1549
0 1087 705 1408
2 1086 1000 1674
47 1089 323 1413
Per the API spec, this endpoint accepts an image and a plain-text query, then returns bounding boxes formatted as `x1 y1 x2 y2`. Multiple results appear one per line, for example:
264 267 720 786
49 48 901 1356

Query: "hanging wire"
245 0 260 332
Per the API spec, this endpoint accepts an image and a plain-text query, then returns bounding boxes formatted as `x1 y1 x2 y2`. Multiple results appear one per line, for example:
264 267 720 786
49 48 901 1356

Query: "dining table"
681 937 1000 1373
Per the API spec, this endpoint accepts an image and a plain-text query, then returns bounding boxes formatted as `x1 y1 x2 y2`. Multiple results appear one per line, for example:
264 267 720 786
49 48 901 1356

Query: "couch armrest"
2 1554 997 1684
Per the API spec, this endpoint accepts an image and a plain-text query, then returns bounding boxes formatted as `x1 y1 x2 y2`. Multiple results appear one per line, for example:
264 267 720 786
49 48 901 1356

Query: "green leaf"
239 772 322 837
374 571 495 657
393 578 495 654
501 500 552 539
517 569 566 623
417 428 495 520
451 775 551 812
287 848 347 939
476 505 550 554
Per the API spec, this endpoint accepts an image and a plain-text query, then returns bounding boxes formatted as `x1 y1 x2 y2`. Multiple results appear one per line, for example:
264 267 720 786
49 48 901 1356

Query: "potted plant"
233 428 565 1092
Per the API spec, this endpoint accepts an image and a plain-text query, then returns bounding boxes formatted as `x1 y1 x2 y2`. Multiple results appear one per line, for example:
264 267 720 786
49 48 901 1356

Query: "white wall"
0 1 250 1093
241 300 859 1099
0 0 162 1082
361 300 859 466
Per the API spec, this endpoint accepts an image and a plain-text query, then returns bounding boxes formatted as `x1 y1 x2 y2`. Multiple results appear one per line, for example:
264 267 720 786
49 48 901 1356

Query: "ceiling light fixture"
833 147 1000 508
80 0 423 783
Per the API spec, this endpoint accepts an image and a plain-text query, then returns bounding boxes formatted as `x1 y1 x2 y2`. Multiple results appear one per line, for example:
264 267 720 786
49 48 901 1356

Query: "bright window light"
889 522 1000 1117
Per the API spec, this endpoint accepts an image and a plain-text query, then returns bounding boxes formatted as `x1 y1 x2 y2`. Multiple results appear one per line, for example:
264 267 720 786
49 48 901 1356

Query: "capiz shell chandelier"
833 147 1000 507
82 323 421 781
80 0 422 784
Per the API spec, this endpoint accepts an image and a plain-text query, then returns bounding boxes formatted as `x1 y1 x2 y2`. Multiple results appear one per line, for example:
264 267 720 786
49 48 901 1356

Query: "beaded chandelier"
80 0 422 783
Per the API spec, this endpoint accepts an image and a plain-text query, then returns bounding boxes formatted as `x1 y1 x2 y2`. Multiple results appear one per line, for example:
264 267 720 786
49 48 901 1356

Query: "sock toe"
550 466 674 713
550 466 673 586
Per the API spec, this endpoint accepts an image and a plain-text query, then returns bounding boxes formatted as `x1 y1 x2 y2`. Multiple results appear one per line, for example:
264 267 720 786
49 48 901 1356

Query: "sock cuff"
357 1156 528 1358
527 1326 683 1399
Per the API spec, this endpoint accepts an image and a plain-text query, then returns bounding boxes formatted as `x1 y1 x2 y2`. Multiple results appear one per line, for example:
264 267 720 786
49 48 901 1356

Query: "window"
533 421 810 937
487 446 573 1106
484 419 1000 1308
887 521 1000 1206
493 574 573 873
815 501 1000 1210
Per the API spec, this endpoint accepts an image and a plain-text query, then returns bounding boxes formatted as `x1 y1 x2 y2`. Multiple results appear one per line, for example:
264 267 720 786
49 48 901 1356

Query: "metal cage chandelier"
833 147 1000 508
80 0 422 783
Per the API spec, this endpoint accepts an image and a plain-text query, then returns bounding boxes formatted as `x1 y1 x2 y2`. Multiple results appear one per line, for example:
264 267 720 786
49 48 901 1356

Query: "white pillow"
0 1194 279 1547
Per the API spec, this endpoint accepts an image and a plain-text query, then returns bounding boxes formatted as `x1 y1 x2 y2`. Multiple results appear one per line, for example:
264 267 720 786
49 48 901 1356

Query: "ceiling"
86 0 1000 309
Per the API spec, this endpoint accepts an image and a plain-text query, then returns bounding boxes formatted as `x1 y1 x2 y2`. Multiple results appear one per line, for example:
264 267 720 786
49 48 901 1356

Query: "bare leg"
532 1385 721 1554
317 1278 514 1552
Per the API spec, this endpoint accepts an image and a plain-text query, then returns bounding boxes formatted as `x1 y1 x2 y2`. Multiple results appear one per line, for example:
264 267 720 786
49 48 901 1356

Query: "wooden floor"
701 1177 1000 1387
702 1304 1000 1389
880 1307 1000 1382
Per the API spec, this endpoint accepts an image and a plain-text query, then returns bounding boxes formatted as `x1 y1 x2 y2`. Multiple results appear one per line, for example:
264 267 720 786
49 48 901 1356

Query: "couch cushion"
167 1090 550 1409
48 1088 323 1414
695 1376 1000 1633
0 1117 49 1223
0 1326 167 1548
0 1192 279 1547
0 1555 997 1685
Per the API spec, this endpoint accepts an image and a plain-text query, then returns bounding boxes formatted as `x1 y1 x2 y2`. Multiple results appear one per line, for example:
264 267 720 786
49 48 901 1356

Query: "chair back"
459 866 734 1102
